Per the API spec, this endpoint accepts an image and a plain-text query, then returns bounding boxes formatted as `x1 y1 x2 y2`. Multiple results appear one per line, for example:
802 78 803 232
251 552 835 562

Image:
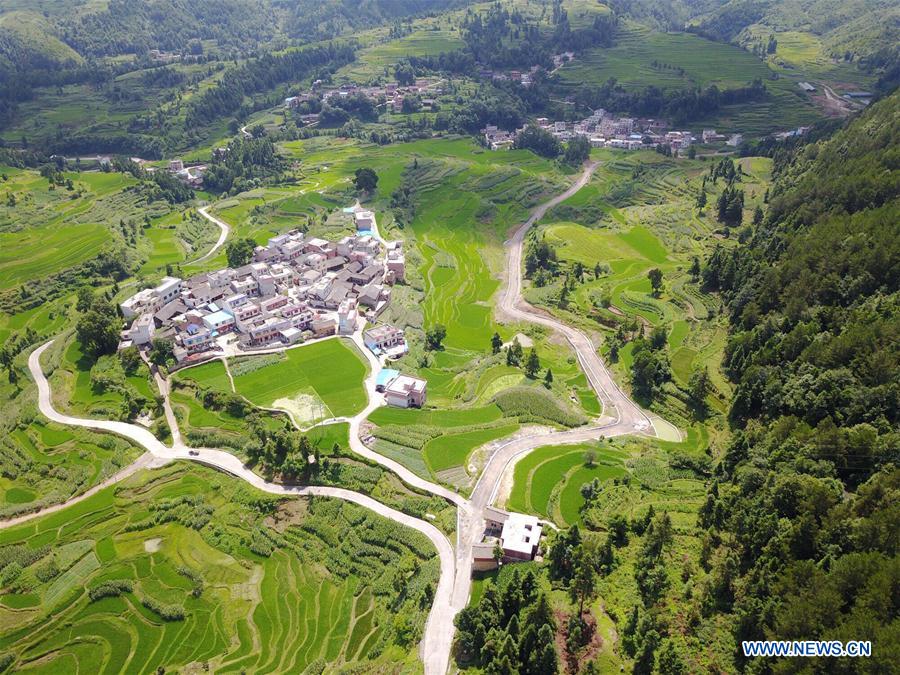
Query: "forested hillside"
687 0 899 61
697 90 899 668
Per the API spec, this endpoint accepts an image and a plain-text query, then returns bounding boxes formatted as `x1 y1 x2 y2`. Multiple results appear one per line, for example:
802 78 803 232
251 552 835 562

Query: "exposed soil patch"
265 499 309 533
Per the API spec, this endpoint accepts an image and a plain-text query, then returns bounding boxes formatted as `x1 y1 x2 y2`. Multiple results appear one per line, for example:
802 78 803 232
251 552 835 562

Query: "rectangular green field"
232 339 367 418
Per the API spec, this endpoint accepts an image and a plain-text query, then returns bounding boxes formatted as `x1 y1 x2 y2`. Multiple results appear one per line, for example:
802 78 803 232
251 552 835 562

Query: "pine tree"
696 189 707 209
543 368 553 388
525 348 541 377
533 625 559 674
491 331 503 354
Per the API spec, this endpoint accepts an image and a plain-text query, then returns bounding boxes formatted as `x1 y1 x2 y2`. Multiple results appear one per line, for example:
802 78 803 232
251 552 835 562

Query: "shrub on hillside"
493 386 586 427
88 579 133 602
141 596 185 621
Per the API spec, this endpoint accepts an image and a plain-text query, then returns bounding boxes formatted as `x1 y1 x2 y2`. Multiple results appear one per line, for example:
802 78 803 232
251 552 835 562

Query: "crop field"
231 339 368 421
177 340 367 423
368 406 521 488
49 339 158 422
557 21 821 135
738 26 877 87
0 464 437 673
505 443 628 526
0 165 189 298
0 420 140 521
559 21 774 91
174 359 233 392
368 403 504 427
0 169 139 290
423 423 520 473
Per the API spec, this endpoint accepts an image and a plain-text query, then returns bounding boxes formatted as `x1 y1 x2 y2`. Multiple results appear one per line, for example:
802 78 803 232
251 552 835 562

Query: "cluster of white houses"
484 108 747 154
284 77 444 119
119 220 408 363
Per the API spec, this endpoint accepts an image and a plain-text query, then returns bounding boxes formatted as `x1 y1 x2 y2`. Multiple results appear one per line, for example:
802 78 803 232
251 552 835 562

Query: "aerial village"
482 107 750 153
118 208 428 409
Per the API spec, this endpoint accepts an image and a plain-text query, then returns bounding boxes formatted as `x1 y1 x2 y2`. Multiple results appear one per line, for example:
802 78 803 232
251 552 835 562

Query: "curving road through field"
11 162 671 674
451 161 665 614
19 341 458 675
191 206 232 264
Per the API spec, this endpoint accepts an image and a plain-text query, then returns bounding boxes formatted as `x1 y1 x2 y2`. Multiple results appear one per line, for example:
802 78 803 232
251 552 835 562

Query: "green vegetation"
0 463 439 673
692 91 899 668
527 149 769 427
231 339 368 422
506 442 629 526
178 339 368 425
423 424 519 473
455 566 560 673
493 386 586 427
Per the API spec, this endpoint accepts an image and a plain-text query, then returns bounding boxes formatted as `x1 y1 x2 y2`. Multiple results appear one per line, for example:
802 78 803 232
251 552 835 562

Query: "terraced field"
506 443 628 526
0 464 437 673
337 28 465 82
367 403 522 487
0 169 137 291
560 21 771 91
0 420 140 520
557 21 821 134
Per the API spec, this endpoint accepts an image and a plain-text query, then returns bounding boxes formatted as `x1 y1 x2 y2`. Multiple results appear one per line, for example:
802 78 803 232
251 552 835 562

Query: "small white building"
363 325 406 356
120 276 183 319
384 375 426 408
354 210 376 232
129 312 155 345
337 298 358 335
474 507 544 569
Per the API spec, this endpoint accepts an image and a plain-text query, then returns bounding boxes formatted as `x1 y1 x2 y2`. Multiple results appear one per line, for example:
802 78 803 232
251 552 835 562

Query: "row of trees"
186 43 355 128
512 126 591 165
203 136 283 194
573 78 768 126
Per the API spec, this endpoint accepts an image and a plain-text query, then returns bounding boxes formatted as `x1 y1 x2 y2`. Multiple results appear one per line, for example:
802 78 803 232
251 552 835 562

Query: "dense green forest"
695 89 899 669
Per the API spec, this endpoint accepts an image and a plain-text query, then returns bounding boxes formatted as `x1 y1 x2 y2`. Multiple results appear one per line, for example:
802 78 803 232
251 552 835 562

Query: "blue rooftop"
357 229 374 237
204 309 234 325
376 369 400 388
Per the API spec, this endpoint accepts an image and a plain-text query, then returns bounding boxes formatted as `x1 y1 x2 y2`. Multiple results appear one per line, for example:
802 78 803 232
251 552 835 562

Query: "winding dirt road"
450 161 663 613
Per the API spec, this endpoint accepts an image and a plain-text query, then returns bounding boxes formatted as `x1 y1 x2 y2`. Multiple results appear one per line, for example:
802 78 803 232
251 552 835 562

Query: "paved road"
22 341 458 675
192 206 231 264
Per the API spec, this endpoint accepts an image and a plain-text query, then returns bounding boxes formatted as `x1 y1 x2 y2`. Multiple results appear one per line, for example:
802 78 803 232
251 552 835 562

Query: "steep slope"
696 90 899 667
